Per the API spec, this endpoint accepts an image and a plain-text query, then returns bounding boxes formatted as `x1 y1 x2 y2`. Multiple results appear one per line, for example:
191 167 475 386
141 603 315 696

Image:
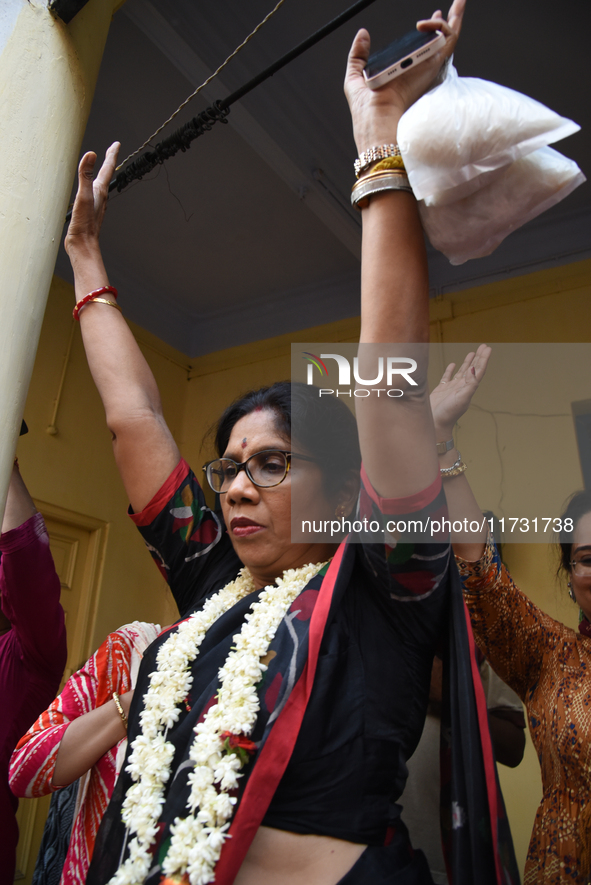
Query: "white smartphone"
363 29 445 90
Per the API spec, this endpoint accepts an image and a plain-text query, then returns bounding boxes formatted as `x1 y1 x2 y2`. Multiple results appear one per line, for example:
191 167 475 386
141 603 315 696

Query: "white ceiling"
54 0 590 356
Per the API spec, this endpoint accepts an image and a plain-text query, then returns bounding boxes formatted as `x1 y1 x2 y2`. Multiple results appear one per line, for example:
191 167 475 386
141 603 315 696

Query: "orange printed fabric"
456 539 591 885
9 622 159 885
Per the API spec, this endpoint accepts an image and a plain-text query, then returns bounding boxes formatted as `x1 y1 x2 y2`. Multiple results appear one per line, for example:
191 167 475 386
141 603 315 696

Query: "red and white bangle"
73 285 118 321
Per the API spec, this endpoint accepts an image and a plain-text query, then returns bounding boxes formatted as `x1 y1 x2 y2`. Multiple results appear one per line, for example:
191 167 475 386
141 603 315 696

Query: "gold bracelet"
88 297 123 313
351 170 413 210
441 461 467 478
112 691 128 732
440 452 468 478
363 156 406 176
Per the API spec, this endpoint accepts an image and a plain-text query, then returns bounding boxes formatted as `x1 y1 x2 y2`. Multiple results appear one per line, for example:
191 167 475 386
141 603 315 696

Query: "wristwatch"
436 438 455 455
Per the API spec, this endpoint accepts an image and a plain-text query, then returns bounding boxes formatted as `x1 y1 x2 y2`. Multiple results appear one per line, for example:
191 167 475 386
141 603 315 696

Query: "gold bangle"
112 691 128 732
353 168 409 184
363 156 406 176
88 297 122 313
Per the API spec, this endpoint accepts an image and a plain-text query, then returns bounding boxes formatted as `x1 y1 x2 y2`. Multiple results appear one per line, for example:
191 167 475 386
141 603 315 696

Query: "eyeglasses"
570 557 591 577
202 449 317 494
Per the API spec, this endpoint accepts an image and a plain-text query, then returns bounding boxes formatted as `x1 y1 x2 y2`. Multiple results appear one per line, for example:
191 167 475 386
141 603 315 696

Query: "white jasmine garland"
110 560 327 885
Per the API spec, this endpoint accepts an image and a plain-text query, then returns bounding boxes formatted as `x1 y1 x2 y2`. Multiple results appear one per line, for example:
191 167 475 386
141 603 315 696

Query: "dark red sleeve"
0 512 66 676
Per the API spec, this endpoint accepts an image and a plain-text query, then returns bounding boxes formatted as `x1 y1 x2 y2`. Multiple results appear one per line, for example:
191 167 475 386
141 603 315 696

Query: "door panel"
14 504 107 883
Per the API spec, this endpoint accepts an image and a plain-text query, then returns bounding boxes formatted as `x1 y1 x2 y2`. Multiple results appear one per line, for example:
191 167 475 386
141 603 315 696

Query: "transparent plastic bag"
398 64 580 207
419 146 586 265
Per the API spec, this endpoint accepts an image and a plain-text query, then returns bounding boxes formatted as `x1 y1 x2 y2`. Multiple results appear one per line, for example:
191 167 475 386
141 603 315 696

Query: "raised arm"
429 345 491 560
344 2 465 500
1 461 37 533
0 465 66 671
64 146 180 513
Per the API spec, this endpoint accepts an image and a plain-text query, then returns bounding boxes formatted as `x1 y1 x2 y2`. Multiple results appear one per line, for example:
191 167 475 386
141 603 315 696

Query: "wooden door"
13 503 107 883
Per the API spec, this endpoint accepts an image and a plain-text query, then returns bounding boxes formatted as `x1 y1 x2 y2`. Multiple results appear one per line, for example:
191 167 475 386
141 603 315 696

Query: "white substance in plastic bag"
420 146 586 265
398 64 580 206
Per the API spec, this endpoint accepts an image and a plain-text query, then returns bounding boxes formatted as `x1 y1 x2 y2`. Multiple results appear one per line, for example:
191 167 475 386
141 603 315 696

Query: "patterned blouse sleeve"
9 631 134 798
456 537 563 701
129 459 234 617
357 465 451 610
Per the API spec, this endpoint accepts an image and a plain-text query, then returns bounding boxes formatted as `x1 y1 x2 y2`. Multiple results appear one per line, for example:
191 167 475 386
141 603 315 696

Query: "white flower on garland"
109 560 326 885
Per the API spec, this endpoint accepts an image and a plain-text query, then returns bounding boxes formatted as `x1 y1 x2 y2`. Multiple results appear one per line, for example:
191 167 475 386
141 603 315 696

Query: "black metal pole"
65 0 381 219
219 0 382 108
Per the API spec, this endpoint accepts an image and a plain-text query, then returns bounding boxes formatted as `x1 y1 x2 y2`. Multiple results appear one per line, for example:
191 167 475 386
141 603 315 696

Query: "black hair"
557 489 591 577
214 381 361 497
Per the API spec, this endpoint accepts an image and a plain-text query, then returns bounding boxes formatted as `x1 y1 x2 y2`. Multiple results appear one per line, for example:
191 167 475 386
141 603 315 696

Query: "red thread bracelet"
73 286 118 321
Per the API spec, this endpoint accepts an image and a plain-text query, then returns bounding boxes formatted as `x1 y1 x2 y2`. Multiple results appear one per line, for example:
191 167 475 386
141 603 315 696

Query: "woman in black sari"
63 3 515 882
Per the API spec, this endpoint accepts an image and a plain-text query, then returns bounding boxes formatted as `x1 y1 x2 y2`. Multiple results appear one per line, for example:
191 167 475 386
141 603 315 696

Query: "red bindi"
241 438 247 448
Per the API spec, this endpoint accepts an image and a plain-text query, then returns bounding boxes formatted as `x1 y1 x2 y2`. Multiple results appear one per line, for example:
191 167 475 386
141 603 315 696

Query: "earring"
335 504 347 518
568 581 576 602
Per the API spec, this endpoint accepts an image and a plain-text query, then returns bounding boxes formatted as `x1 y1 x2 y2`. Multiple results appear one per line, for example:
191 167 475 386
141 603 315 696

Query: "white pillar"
0 0 120 520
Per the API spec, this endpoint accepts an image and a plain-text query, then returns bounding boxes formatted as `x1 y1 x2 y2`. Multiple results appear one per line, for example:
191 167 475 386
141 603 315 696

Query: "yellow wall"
20 257 591 878
429 259 591 343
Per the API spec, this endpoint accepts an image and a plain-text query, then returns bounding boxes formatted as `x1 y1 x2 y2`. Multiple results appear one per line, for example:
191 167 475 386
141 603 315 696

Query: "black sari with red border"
87 460 518 885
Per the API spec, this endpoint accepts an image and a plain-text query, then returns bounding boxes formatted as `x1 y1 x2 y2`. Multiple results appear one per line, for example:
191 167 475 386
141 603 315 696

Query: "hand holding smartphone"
363 29 445 90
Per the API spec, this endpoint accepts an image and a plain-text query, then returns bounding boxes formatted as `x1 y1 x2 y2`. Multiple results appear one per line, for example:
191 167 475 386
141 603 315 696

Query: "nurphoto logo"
302 351 417 397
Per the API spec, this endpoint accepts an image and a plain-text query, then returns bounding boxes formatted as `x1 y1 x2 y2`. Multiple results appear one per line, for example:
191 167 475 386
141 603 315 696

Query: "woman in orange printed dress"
430 350 591 885
9 620 160 885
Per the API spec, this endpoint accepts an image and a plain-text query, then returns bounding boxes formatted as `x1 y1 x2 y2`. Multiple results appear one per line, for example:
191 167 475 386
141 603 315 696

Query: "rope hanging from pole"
114 0 382 192
115 0 287 171
65 0 381 220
